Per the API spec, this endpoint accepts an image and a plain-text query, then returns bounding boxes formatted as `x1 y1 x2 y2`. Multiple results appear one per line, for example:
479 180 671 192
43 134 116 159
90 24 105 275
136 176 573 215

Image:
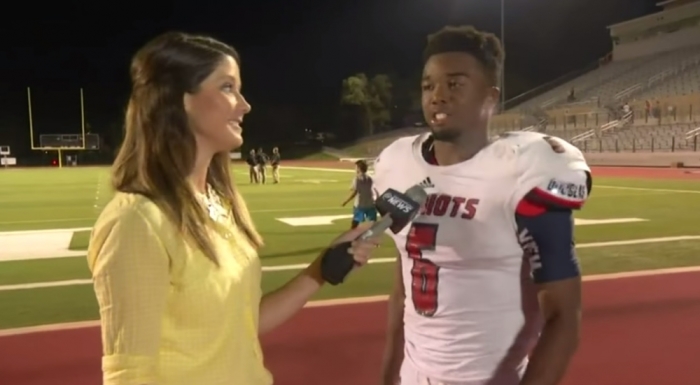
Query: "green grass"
0 165 700 330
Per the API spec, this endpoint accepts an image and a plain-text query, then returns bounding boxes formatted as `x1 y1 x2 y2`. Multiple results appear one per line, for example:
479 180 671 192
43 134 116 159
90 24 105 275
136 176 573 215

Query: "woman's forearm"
258 258 325 335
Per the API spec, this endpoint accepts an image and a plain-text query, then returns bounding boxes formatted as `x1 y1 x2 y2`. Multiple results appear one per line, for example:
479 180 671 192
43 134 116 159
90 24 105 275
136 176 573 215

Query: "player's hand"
330 222 380 266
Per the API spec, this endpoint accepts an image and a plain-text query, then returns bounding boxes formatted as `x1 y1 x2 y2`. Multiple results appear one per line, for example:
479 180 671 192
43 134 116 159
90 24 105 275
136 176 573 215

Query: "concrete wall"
583 151 700 167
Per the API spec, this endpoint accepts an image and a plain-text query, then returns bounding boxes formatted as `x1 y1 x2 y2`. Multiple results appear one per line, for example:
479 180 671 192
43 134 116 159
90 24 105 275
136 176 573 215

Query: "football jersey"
373 131 590 384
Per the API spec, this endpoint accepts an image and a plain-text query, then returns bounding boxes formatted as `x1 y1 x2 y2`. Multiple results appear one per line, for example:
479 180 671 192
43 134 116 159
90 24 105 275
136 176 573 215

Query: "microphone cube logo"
382 190 417 214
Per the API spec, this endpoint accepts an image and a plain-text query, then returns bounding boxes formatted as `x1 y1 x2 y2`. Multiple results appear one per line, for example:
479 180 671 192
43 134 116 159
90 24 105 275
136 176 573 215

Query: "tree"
340 73 393 138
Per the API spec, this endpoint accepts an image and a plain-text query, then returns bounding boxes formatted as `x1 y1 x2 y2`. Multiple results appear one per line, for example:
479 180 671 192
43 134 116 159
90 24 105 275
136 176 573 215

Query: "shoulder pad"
504 132 591 211
372 134 420 188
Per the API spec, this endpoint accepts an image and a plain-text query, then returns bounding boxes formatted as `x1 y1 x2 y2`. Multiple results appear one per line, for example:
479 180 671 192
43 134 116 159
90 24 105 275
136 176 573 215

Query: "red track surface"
1 271 700 385
1 165 699 384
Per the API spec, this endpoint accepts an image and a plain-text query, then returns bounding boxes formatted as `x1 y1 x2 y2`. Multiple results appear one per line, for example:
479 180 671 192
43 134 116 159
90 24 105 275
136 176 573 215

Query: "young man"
246 149 258 184
256 147 268 184
376 26 591 385
270 147 281 183
342 160 378 229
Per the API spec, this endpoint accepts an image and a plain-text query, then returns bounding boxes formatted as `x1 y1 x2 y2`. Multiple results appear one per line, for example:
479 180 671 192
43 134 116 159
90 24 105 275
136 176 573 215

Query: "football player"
376 25 591 385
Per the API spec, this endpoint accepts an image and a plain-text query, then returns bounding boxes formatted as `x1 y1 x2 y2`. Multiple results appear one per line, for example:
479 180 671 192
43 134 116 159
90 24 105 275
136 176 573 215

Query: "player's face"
421 52 499 142
184 55 251 153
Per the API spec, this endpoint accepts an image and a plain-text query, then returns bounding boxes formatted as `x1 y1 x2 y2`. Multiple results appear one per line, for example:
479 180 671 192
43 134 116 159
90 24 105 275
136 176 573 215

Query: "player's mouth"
430 112 449 126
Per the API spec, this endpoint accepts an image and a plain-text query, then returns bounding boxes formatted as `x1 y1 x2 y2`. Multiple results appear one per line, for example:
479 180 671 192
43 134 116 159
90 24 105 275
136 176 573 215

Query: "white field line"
3 264 700 338
3 235 700 293
595 185 700 194
284 167 700 195
0 206 350 227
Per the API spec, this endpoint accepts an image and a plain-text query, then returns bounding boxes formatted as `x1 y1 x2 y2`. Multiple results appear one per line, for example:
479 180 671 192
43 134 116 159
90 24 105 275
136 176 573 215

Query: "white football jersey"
373 131 590 384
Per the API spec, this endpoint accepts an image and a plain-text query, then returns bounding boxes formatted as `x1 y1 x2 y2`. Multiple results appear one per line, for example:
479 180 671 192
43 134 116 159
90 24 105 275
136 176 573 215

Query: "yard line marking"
0 207 348 227
3 265 700 337
3 235 700 292
282 166 355 173
283 168 700 194
596 185 700 194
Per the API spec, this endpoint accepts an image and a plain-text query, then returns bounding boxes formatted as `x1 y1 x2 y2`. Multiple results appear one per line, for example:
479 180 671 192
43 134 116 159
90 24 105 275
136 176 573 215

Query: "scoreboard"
39 134 100 150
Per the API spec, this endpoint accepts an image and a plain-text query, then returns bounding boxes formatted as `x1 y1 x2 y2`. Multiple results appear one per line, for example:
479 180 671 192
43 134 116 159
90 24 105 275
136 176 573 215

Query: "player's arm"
342 179 358 207
515 167 589 385
380 251 405 385
517 206 581 385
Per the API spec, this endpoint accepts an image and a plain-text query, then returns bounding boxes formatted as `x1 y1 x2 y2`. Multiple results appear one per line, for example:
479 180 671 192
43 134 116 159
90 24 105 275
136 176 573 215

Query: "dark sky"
0 0 659 156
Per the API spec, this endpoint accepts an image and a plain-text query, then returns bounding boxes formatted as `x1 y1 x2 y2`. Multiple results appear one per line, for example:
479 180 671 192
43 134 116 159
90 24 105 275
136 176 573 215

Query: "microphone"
320 185 429 285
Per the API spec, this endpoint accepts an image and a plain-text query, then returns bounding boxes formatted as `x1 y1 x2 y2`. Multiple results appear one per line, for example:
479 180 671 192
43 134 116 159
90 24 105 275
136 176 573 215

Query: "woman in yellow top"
87 32 380 385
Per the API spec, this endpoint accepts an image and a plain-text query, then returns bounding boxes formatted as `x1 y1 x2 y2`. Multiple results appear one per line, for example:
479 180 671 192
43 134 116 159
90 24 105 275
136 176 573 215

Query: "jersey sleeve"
508 135 592 214
507 135 589 284
516 210 580 284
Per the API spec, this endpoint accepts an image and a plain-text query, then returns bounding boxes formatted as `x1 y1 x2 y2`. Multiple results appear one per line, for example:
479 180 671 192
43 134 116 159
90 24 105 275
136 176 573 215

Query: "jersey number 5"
405 223 440 317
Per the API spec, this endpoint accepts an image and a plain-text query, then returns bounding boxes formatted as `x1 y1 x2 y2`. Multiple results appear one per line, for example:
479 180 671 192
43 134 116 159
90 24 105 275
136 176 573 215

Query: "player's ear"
483 86 500 115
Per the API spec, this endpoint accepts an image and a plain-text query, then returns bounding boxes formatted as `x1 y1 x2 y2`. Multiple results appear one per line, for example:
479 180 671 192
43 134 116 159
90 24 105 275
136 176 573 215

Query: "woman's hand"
329 222 381 267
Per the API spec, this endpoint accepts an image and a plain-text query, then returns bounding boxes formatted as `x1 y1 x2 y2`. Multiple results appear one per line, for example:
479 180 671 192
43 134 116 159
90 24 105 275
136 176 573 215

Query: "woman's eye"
222 83 234 92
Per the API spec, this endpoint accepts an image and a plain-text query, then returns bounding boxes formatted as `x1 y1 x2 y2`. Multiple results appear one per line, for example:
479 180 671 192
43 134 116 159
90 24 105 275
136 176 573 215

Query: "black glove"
319 241 357 285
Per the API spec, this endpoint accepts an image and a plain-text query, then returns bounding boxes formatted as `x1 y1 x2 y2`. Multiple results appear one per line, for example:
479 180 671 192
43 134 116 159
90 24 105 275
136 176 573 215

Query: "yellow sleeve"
88 206 170 385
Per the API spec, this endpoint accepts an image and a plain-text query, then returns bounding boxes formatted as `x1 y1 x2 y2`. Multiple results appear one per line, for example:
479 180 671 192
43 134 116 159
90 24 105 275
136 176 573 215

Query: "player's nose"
430 84 449 104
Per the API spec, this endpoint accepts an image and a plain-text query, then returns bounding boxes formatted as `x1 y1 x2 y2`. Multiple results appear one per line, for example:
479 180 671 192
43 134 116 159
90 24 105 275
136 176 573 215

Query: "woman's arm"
258 223 378 335
88 206 170 385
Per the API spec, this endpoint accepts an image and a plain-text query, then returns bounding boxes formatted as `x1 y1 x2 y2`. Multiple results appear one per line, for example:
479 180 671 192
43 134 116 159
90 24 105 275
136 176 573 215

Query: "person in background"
256 147 268 184
87 31 380 385
246 149 259 184
270 147 281 183
342 159 378 229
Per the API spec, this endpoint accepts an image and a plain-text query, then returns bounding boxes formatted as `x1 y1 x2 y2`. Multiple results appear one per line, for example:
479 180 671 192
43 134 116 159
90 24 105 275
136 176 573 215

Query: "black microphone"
320 185 429 285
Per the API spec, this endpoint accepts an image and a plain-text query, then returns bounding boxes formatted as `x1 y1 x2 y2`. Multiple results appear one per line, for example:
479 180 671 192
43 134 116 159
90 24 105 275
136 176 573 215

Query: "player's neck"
432 131 489 166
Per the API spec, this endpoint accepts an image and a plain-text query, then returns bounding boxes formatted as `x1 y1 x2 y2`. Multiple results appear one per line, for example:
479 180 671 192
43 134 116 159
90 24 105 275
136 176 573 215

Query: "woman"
87 32 379 385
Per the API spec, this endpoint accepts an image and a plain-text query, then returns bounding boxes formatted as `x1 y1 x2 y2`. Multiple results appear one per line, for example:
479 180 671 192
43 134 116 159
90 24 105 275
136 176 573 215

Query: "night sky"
0 0 659 158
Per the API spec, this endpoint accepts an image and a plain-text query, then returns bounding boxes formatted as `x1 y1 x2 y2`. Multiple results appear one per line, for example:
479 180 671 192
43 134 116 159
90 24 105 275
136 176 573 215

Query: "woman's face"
184 55 251 154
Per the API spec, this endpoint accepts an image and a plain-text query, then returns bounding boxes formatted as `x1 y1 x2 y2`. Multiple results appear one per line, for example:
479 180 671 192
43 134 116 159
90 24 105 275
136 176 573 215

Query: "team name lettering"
546 179 587 200
421 194 479 219
517 228 542 273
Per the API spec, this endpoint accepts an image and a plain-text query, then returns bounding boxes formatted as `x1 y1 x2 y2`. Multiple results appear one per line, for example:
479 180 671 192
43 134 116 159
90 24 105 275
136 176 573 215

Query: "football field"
1 162 700 385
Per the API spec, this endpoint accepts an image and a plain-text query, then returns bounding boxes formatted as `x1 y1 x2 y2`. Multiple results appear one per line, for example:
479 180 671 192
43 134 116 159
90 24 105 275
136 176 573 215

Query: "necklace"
195 184 231 225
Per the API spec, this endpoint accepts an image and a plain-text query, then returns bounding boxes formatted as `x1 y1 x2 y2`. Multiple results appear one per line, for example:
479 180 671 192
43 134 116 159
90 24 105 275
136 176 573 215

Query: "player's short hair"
423 25 504 86
355 160 368 173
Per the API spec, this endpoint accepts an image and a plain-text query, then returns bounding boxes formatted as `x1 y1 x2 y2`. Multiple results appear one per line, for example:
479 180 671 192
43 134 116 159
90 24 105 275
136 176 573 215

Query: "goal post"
27 87 98 167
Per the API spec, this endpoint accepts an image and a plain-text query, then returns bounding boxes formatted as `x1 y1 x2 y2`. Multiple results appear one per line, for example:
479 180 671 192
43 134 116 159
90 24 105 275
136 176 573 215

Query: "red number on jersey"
405 223 440 317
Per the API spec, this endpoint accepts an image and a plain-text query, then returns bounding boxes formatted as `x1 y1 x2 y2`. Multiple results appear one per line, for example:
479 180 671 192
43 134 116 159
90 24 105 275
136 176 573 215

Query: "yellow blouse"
87 191 272 385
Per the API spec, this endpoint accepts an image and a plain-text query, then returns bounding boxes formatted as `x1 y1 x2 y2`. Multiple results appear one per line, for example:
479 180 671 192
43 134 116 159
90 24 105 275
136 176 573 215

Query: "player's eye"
421 83 433 91
448 80 462 89
222 83 235 92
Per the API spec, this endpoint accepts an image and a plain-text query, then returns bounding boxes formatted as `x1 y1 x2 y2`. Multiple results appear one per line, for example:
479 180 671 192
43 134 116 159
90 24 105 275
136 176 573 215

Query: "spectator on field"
256 147 268 184
270 147 281 183
87 31 379 385
342 159 378 229
246 149 259 183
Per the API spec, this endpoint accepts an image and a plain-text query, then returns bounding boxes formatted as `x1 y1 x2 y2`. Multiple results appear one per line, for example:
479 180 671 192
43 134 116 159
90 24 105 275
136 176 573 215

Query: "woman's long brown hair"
111 32 262 264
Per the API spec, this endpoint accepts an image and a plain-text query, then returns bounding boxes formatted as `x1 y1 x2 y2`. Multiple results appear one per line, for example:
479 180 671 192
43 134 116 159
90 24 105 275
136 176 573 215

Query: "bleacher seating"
344 43 700 158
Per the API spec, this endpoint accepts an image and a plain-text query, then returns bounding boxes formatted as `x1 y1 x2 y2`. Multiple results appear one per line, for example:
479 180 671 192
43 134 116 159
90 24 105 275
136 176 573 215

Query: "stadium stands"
341 3 700 158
